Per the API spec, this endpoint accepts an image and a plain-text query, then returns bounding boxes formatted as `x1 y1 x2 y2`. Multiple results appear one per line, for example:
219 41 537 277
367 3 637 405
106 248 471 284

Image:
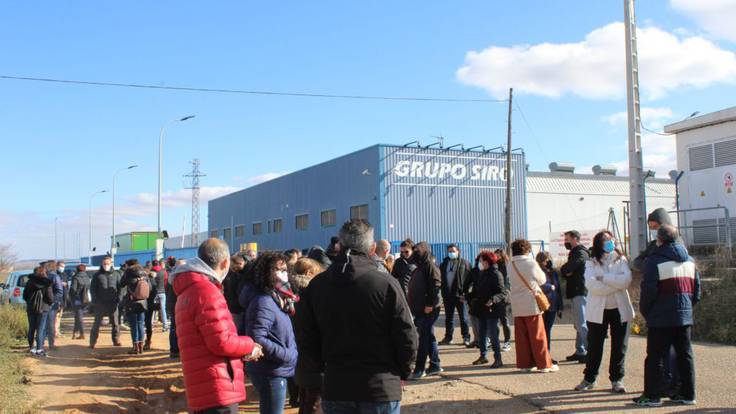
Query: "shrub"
0 304 34 414
694 269 736 345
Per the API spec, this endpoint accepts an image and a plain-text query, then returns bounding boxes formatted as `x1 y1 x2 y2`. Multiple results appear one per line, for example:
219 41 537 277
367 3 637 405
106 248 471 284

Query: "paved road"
412 318 736 413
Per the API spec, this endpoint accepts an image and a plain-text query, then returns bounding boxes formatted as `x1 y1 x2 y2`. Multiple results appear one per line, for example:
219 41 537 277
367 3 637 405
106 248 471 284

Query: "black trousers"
645 325 696 400
499 302 511 343
584 308 628 383
144 305 154 342
193 403 238 414
442 296 470 341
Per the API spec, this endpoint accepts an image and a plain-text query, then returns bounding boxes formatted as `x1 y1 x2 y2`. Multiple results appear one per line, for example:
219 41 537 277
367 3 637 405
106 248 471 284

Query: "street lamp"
89 189 108 264
112 165 138 265
158 115 195 237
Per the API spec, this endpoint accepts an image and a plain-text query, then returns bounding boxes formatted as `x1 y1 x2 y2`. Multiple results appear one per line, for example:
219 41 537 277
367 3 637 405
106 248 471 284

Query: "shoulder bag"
511 261 551 312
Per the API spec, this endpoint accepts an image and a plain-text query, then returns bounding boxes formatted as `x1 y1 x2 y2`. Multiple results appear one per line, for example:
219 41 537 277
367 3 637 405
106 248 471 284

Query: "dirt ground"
24 312 736 413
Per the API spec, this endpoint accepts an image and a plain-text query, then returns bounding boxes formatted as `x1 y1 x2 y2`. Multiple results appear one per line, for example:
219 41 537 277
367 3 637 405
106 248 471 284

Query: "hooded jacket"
23 274 54 313
90 268 122 307
641 243 701 328
152 265 167 295
69 271 91 305
407 242 441 316
298 249 417 402
238 282 298 379
172 257 255 412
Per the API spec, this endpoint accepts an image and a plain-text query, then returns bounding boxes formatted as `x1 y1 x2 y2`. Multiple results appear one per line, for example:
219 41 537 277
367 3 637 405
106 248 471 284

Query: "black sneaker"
490 359 504 369
565 353 580 362
438 338 452 346
472 357 488 365
632 395 662 407
425 367 444 376
670 395 696 405
463 339 471 347
577 355 588 364
465 341 477 349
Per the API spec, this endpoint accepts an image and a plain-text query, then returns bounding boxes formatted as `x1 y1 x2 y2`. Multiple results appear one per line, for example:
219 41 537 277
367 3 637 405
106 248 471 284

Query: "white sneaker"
29 348 37 355
538 364 559 373
520 367 537 373
612 381 627 394
575 379 596 391
501 342 512 352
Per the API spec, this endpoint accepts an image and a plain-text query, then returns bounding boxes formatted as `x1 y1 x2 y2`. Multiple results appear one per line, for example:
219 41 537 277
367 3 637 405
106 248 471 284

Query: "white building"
526 165 675 258
665 106 736 246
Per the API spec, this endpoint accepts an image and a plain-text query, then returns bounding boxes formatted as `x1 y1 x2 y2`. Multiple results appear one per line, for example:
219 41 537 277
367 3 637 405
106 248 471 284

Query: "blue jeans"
27 311 49 350
442 296 470 341
542 310 557 352
249 372 287 414
156 293 168 328
477 314 501 360
323 400 400 414
413 308 441 373
127 312 146 343
47 305 59 347
571 295 588 355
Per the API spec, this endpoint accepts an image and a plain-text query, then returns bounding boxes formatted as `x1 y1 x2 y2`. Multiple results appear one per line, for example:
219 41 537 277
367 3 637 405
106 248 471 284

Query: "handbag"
511 261 551 312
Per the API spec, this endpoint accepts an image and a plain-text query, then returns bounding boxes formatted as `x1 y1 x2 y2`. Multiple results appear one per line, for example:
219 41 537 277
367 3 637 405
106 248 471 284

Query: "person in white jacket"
575 230 635 394
508 239 557 373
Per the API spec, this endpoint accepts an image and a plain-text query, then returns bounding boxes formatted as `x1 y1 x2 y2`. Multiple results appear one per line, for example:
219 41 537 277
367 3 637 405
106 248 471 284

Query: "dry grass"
0 304 38 414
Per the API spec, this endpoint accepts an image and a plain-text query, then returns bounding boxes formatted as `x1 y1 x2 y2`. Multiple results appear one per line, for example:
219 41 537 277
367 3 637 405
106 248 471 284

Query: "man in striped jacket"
634 224 701 407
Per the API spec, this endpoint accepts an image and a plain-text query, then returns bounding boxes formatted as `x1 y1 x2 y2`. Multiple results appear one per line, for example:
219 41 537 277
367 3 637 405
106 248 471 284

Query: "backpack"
129 277 150 301
28 288 45 314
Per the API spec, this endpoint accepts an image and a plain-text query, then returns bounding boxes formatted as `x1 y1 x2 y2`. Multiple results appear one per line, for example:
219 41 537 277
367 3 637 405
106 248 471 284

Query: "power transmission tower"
184 159 206 247
625 0 647 256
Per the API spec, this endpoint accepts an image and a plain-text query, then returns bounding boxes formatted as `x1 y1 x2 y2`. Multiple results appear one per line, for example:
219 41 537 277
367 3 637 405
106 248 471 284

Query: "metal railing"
670 206 732 252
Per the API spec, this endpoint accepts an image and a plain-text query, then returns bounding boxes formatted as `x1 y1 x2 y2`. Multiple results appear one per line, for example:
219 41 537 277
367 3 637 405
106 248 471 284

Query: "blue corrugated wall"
82 246 198 267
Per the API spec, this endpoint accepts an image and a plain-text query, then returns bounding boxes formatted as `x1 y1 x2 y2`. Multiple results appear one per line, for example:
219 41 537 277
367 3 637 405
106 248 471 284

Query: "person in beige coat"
508 239 556 373
575 230 635 394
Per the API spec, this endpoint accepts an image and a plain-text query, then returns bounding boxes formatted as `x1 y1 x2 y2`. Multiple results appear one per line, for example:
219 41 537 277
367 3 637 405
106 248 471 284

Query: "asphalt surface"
411 315 736 413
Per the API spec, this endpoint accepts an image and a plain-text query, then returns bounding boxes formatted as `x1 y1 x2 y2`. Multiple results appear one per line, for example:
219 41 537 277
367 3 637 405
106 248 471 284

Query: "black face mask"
564 242 572 250
546 261 553 270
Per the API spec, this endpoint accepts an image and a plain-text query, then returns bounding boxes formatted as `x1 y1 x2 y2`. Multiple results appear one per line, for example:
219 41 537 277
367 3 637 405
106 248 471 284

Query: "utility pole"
505 88 513 255
625 0 647 256
184 159 206 247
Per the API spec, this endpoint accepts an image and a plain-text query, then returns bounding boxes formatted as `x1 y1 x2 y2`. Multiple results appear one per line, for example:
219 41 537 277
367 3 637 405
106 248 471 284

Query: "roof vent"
592 165 617 176
549 162 575 173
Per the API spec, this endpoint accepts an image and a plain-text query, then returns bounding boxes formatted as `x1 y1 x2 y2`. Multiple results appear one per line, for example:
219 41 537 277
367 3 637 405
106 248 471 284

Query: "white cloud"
610 132 677 177
457 22 736 100
603 107 675 129
130 186 240 209
233 172 288 187
671 0 736 43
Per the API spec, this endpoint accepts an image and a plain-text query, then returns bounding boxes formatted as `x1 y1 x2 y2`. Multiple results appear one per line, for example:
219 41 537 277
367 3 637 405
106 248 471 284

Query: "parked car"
1 271 32 305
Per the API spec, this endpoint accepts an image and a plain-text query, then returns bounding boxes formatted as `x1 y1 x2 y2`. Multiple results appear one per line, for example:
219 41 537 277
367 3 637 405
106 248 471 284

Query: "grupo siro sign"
387 150 517 189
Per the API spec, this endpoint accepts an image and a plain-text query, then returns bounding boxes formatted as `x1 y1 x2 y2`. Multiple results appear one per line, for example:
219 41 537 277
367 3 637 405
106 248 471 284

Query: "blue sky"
2 1 735 259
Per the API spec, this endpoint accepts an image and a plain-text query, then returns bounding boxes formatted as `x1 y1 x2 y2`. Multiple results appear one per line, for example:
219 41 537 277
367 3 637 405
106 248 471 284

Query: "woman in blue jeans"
465 251 507 367
240 252 297 414
23 266 55 357
120 266 151 355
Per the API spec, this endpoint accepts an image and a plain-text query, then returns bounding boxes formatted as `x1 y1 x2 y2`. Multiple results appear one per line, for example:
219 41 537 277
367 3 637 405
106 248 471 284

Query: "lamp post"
88 189 108 264
112 165 138 265
158 115 195 237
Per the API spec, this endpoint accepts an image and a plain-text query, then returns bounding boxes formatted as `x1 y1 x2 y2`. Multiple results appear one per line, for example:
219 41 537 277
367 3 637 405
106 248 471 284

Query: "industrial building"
665 106 736 246
208 143 676 260
209 144 527 260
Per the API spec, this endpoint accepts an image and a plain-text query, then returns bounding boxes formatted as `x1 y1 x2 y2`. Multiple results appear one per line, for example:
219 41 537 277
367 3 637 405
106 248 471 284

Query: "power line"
641 124 673 136
514 101 545 153
0 74 508 103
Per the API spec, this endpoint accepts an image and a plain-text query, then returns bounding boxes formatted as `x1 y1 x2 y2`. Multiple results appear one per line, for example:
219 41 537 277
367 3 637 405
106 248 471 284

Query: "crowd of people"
20 206 703 412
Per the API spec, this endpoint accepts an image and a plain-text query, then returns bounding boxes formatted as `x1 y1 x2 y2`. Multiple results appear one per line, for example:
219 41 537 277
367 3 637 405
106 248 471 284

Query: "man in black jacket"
299 219 417 414
89 256 122 348
407 241 443 380
560 230 589 363
390 239 415 296
439 244 471 346
222 253 247 334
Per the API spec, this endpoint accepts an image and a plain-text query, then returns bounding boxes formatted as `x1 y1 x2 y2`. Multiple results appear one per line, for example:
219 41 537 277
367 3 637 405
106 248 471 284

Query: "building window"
273 218 283 233
235 225 245 237
253 222 263 235
296 214 309 230
223 228 232 241
210 229 218 238
268 220 272 234
350 204 369 220
321 209 337 227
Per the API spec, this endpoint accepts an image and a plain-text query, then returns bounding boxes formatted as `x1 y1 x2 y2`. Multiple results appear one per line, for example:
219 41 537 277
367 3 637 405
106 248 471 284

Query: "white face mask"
479 263 488 271
102 264 112 272
58 267 65 273
276 270 289 284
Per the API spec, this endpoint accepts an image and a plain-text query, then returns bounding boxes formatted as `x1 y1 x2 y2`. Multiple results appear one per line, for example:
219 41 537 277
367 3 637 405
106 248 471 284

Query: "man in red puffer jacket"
172 238 263 413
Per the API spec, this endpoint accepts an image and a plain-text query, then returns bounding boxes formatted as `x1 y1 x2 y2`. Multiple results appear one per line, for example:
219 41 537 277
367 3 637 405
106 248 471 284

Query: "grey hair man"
371 239 392 274
299 220 417 414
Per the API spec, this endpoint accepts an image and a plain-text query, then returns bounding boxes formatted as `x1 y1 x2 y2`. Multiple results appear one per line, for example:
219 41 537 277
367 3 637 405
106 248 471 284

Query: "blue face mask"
603 239 616 253
448 252 458 260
